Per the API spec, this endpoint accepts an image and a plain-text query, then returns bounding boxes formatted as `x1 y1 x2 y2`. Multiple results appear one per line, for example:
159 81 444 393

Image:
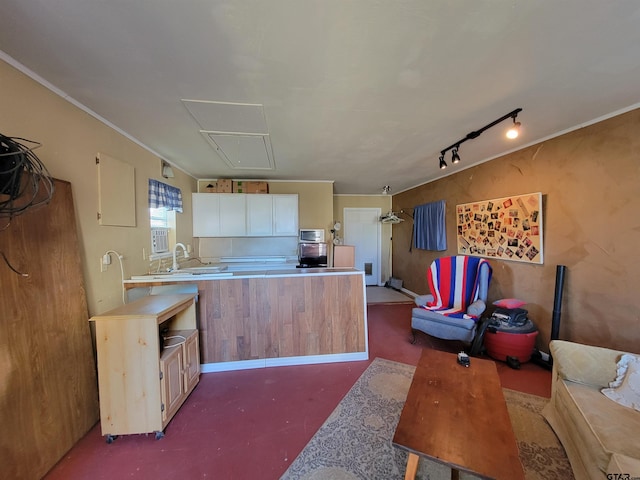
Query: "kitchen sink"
129 266 233 280
173 266 228 274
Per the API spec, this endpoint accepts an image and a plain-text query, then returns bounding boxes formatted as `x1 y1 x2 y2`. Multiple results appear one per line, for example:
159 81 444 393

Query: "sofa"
542 340 640 479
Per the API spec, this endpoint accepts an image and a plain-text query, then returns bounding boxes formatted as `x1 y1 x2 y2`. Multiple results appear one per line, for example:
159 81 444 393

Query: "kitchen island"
124 268 368 372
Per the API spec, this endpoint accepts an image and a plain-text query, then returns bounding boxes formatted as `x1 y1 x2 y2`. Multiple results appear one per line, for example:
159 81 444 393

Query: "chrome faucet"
172 243 189 271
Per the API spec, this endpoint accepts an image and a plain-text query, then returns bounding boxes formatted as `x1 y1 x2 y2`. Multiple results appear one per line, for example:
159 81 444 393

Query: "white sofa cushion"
551 340 621 387
602 354 640 412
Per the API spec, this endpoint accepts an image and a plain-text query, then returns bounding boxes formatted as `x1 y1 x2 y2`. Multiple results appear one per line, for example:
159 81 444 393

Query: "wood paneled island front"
124 268 367 371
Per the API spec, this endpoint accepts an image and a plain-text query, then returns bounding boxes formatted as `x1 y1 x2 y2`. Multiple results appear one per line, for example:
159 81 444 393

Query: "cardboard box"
247 181 269 194
203 182 217 193
231 180 269 193
232 181 246 193
216 179 232 193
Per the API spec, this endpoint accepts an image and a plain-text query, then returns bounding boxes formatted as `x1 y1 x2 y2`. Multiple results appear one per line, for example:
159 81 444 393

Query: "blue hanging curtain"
148 179 183 212
414 200 446 251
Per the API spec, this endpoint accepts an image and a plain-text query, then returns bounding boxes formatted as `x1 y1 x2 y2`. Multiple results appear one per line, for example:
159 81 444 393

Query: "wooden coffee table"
392 348 524 480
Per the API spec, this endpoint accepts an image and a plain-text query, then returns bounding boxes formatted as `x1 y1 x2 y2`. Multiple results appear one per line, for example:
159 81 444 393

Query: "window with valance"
148 179 183 212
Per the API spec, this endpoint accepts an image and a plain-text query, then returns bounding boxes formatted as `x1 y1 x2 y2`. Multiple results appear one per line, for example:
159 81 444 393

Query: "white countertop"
124 267 361 284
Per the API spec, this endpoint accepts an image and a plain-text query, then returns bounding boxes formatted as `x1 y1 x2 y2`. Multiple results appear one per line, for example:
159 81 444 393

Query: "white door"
343 208 381 286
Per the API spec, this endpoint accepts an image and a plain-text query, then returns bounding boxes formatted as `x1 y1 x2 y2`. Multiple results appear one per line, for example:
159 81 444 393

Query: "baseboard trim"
200 351 369 373
402 287 418 298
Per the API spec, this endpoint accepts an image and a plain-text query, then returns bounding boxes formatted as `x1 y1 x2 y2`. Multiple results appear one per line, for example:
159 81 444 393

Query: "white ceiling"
1 1 640 194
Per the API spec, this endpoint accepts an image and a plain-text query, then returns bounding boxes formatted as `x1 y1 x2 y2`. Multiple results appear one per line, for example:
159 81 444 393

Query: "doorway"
343 208 381 286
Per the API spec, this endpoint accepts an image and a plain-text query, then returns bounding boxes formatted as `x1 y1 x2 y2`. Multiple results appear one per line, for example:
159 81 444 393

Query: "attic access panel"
182 99 274 170
201 133 275 170
182 100 268 134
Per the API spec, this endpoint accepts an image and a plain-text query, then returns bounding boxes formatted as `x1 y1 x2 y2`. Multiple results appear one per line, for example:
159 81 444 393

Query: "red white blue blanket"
422 256 492 320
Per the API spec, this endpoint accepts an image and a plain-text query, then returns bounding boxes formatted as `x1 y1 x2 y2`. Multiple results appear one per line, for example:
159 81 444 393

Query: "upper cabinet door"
246 195 273 236
219 194 247 236
192 193 221 237
273 195 298 236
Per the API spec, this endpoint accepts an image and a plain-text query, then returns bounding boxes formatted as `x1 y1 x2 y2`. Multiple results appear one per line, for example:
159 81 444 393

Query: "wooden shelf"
90 294 199 440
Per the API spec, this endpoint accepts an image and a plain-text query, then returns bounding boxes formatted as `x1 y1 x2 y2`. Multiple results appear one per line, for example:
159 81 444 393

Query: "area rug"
280 357 574 480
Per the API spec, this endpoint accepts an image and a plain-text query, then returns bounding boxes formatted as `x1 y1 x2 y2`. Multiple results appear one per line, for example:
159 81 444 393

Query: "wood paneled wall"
0 180 99 479
128 272 367 364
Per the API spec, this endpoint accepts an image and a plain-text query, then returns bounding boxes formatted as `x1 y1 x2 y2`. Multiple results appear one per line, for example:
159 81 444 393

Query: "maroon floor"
44 303 551 479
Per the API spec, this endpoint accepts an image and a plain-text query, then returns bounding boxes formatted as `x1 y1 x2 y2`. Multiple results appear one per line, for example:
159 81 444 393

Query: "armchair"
411 255 492 345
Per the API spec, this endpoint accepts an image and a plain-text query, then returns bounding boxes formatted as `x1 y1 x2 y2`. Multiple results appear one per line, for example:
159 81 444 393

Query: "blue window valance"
148 179 183 212
414 200 446 251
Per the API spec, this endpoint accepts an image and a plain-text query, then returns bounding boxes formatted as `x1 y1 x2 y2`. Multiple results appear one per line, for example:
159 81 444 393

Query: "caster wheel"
155 431 165 440
506 356 521 370
105 434 117 444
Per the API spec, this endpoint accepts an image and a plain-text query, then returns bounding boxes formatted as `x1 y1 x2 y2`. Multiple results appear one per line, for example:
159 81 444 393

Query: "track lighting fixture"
382 185 391 195
506 115 521 139
451 147 461 164
437 108 522 169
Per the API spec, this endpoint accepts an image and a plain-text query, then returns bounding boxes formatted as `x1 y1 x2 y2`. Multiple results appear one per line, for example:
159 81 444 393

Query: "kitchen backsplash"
199 236 298 261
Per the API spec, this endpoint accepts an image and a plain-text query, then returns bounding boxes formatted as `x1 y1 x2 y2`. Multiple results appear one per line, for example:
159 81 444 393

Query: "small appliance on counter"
298 242 328 267
299 228 325 243
297 228 327 267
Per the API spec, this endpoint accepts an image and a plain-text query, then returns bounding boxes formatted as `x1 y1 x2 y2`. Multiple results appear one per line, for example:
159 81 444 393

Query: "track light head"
506 113 521 139
451 148 461 164
506 121 521 139
439 154 447 170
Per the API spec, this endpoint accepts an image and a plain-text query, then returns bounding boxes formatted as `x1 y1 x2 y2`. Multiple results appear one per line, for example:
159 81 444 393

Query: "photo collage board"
456 192 543 264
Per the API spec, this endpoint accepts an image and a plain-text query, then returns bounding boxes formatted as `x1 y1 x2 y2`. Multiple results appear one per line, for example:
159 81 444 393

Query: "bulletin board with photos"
456 192 544 264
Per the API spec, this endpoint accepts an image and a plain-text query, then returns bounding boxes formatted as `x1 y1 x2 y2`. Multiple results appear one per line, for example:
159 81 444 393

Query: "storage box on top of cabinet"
232 180 269 193
247 181 268 193
216 179 232 193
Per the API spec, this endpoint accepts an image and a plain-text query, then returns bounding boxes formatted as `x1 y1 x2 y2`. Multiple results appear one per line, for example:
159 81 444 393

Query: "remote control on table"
457 351 470 367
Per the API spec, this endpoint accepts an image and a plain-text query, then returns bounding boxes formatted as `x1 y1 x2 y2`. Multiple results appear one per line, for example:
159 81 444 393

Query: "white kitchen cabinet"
273 194 298 236
219 194 246 236
192 193 246 237
246 195 274 236
193 193 220 236
193 193 298 237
